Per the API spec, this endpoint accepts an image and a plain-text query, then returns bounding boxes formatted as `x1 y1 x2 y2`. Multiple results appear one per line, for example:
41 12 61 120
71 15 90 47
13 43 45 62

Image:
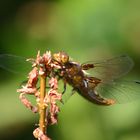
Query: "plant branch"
39 74 47 134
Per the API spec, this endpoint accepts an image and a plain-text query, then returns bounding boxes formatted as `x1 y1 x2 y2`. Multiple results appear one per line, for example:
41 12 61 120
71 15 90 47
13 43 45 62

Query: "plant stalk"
39 75 47 134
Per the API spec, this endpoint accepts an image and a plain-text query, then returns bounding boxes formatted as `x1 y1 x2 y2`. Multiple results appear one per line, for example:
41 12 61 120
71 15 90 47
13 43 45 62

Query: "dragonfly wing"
82 55 134 83
0 54 32 75
96 80 140 103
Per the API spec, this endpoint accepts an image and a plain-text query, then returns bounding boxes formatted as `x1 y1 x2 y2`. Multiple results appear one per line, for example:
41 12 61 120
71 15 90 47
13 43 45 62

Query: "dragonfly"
0 53 140 105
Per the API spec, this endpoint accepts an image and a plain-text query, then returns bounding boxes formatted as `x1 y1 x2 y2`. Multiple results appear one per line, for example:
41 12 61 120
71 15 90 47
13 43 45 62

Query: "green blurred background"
0 0 140 140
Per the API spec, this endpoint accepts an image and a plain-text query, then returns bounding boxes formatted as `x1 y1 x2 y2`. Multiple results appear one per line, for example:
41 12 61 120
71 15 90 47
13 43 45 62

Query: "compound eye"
61 53 69 63
53 53 61 62
53 52 69 64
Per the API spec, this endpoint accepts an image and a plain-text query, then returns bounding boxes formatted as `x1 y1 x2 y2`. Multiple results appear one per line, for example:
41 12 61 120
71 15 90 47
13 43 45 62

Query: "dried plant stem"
18 51 63 140
39 75 47 134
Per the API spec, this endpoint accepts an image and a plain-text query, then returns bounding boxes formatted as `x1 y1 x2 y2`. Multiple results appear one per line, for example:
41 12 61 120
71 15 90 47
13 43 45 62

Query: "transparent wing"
96 80 140 103
82 55 134 83
0 54 32 75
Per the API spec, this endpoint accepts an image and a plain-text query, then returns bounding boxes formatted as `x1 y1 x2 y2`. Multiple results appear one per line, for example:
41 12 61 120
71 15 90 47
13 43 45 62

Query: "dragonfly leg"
62 79 67 94
61 87 76 104
72 88 76 95
60 81 66 104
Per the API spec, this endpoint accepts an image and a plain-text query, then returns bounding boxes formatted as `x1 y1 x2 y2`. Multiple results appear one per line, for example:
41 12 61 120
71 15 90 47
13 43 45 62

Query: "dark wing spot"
135 81 140 84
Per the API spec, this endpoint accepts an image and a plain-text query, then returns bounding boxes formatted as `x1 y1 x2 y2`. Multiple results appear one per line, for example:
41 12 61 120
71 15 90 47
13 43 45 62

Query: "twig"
39 74 47 134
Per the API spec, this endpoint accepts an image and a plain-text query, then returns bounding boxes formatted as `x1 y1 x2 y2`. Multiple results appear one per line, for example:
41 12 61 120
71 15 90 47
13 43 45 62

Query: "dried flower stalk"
39 75 47 134
17 51 62 140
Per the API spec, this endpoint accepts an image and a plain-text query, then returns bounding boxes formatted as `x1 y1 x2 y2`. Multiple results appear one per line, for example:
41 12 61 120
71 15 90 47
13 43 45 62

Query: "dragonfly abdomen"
76 84 115 106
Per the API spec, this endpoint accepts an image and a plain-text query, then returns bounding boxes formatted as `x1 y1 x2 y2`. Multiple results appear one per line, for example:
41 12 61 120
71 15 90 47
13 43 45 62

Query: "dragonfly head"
53 52 69 64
